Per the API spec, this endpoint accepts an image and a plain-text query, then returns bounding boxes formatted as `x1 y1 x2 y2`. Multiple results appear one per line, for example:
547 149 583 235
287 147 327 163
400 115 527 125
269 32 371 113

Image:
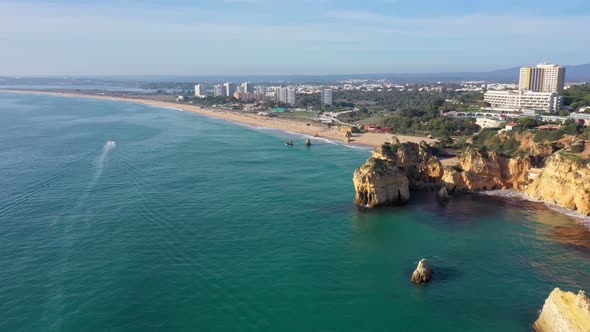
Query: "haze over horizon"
2 0 590 76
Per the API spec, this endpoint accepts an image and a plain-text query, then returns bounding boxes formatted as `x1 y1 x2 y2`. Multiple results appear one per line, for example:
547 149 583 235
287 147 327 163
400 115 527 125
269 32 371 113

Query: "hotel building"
484 90 562 113
519 63 565 93
194 84 207 98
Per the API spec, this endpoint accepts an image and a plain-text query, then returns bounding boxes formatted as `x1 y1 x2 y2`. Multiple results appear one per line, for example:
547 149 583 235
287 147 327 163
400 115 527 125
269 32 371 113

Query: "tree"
518 117 540 129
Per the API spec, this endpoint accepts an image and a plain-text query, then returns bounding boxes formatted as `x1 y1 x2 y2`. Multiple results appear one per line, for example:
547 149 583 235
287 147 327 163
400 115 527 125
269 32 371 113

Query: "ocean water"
1 92 589 332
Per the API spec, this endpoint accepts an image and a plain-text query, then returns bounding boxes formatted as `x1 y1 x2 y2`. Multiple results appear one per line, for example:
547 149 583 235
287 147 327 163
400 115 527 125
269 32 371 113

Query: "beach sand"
0 90 437 148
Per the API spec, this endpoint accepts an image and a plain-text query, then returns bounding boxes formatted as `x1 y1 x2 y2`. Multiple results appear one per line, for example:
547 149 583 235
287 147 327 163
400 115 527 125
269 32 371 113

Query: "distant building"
320 88 333 106
277 87 288 104
233 92 265 102
194 84 207 98
214 85 226 97
484 90 562 113
242 82 254 94
475 117 504 129
256 86 267 96
505 122 518 131
286 87 296 105
224 82 237 97
519 63 565 93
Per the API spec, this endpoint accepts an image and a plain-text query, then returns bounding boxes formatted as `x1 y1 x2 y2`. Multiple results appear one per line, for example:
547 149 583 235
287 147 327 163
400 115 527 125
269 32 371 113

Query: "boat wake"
91 140 116 186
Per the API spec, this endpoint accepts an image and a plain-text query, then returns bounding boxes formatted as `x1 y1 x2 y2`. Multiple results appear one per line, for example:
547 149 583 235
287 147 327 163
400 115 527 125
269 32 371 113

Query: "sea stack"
411 259 433 284
353 142 443 208
304 138 311 146
533 288 590 332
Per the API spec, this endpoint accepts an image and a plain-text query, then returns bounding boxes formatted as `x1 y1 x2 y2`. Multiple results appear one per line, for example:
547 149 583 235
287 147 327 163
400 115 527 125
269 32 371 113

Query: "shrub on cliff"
533 130 564 143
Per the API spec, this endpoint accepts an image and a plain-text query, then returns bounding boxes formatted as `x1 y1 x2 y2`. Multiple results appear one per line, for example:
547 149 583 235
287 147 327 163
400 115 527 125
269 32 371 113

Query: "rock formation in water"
304 138 311 146
526 153 590 216
353 142 443 207
533 287 590 332
437 186 449 203
411 259 433 284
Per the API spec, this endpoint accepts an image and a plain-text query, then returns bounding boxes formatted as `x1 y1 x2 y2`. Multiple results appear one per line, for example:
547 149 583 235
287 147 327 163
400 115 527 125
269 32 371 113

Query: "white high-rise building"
256 86 267 96
242 82 254 94
194 84 207 98
224 83 237 97
286 87 296 105
277 87 288 104
214 85 226 97
519 63 566 93
320 88 333 106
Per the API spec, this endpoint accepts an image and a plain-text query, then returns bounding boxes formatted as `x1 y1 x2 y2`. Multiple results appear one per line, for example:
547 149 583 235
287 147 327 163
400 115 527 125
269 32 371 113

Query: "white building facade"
320 89 333 106
484 90 562 113
214 85 226 97
194 84 207 98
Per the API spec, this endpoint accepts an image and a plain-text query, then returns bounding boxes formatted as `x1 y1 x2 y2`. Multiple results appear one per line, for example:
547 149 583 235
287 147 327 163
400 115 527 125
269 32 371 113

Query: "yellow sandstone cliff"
526 153 590 216
354 142 590 216
533 288 590 332
441 148 533 192
353 142 443 207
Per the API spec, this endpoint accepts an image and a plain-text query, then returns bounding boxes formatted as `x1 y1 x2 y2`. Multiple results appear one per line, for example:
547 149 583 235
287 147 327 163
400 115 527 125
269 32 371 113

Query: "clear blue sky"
2 0 589 76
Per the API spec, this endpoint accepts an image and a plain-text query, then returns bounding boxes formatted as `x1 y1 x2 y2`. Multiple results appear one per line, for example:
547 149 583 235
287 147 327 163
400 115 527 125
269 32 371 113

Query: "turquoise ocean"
1 92 589 331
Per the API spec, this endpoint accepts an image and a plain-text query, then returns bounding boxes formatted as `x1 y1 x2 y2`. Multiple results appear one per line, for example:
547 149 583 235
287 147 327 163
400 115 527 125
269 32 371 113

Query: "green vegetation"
562 85 590 111
560 152 590 165
533 130 564 143
379 107 480 137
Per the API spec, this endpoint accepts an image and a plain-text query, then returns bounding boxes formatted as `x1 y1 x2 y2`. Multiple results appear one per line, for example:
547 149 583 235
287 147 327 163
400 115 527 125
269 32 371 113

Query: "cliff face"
533 287 590 332
526 154 590 216
441 148 533 192
353 142 590 216
353 142 442 207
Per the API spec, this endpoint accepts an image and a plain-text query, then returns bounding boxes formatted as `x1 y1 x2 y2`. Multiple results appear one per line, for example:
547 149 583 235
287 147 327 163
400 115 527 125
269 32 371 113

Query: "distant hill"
1 64 589 85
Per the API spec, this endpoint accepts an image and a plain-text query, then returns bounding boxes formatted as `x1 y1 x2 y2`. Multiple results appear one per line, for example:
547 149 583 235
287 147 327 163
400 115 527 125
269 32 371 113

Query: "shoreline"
0 89 437 148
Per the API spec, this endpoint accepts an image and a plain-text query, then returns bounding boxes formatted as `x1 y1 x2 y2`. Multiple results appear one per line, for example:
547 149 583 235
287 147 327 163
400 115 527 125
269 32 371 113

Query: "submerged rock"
411 259 433 284
533 287 590 332
437 186 449 203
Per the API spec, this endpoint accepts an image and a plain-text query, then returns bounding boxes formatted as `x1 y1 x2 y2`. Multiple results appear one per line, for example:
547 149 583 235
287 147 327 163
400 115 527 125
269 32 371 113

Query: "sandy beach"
0 89 437 148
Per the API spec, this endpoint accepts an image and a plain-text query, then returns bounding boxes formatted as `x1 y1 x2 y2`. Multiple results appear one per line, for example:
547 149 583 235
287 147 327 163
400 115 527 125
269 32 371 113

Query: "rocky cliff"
353 142 590 215
533 287 590 332
526 153 590 216
441 147 533 192
353 142 442 207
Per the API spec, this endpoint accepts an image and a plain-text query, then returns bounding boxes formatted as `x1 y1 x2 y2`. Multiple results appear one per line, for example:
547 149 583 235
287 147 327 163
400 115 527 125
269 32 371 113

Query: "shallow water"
1 93 589 331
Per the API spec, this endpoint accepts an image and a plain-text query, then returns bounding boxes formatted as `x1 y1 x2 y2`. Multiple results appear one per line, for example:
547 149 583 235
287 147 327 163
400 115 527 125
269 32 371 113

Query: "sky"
1 0 590 76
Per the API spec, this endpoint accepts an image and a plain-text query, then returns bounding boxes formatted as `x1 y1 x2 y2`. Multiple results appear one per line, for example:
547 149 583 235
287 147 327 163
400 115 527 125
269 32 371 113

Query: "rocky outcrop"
533 288 590 332
411 259 433 284
526 153 590 216
304 138 311 146
353 143 443 207
353 141 590 215
442 148 533 192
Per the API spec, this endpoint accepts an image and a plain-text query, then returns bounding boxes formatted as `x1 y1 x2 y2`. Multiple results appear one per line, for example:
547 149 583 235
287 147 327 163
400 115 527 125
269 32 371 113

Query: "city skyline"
1 0 590 76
